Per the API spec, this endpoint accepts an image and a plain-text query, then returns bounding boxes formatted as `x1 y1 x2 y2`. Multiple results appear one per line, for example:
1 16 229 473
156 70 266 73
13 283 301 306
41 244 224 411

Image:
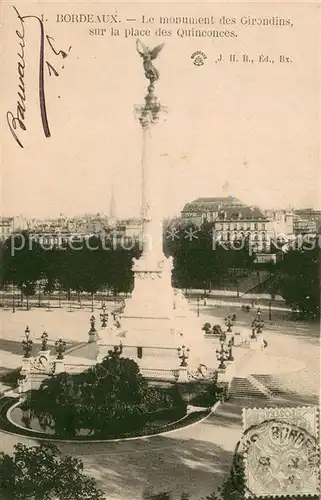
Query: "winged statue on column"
136 39 165 84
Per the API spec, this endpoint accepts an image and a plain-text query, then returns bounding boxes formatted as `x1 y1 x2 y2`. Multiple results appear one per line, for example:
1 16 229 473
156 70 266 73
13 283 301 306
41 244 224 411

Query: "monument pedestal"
88 329 98 343
177 367 189 382
53 359 65 374
21 357 32 373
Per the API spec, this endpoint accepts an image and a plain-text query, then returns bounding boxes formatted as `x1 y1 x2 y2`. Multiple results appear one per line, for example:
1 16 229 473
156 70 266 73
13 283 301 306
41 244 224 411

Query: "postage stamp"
240 406 320 497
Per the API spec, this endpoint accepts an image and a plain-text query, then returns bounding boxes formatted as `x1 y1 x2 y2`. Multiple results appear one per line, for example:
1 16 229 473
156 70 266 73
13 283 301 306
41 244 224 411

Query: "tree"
0 442 104 500
166 222 254 291
168 222 217 290
3 234 43 309
269 244 320 320
29 355 184 437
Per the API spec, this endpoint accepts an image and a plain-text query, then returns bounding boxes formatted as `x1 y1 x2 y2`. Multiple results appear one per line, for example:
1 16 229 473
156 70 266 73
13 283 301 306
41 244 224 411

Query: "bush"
202 322 212 334
0 368 20 388
28 356 185 437
212 325 223 336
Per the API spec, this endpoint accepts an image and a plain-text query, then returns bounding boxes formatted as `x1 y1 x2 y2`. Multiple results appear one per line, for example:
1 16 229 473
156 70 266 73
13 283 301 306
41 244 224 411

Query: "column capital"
134 86 167 128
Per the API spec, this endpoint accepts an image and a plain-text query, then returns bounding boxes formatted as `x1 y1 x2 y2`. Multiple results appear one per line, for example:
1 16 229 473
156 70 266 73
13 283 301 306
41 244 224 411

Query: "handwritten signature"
6 6 71 148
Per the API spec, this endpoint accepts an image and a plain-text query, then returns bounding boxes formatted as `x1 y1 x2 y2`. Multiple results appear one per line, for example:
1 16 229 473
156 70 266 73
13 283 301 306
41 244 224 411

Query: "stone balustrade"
140 367 179 380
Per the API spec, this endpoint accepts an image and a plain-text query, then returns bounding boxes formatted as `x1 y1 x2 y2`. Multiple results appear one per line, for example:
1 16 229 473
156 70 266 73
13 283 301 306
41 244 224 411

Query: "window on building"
137 347 143 359
254 223 258 230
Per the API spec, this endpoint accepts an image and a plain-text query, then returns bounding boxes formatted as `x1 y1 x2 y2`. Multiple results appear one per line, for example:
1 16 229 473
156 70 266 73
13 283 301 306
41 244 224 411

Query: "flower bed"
4 396 210 441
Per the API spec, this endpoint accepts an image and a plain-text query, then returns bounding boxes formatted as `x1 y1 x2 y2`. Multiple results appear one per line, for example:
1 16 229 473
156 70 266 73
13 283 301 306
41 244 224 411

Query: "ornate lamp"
250 326 257 339
219 329 227 344
225 315 233 333
216 343 228 370
89 314 96 332
40 331 48 351
251 310 264 336
227 339 234 361
177 345 190 367
55 338 66 360
100 306 108 328
22 326 33 358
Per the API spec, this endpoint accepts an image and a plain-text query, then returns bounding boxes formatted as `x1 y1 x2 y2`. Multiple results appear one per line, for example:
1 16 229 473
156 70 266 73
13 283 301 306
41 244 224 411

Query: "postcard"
1 1 320 500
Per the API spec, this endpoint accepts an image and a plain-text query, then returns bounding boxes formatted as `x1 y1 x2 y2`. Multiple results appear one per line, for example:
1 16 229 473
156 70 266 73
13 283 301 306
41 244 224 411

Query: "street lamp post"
22 326 33 358
225 315 233 333
177 345 190 367
100 306 108 328
88 315 97 343
257 307 261 320
251 309 264 338
55 339 66 360
227 339 234 361
219 329 227 344
90 315 96 332
216 340 228 370
255 310 264 333
12 283 15 313
40 331 48 351
250 324 257 339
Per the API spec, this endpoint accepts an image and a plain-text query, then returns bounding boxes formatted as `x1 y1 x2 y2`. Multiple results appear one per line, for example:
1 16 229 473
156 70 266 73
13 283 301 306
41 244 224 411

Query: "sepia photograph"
0 1 320 499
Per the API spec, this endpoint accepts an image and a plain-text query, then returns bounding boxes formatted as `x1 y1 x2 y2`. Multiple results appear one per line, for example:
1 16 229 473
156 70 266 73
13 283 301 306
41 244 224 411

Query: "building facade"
0 217 14 241
181 196 272 252
293 218 317 236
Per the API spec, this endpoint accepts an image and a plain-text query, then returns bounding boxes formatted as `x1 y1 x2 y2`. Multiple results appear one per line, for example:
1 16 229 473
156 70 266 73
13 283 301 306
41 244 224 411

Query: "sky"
2 1 320 219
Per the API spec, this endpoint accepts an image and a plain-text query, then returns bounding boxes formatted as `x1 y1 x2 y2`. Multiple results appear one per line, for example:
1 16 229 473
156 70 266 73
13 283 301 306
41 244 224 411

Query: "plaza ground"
0 300 319 500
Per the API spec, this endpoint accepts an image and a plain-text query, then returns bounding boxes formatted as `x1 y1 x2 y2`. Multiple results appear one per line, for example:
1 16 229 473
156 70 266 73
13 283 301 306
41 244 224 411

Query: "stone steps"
229 370 319 404
252 372 319 399
229 376 270 399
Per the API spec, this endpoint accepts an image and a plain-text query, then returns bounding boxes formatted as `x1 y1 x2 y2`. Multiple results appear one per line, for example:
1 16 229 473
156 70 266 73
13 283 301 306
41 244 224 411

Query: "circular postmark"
240 419 320 497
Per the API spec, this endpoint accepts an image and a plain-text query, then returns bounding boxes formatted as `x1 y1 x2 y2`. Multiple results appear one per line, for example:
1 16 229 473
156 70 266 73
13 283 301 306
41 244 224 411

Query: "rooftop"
181 197 267 220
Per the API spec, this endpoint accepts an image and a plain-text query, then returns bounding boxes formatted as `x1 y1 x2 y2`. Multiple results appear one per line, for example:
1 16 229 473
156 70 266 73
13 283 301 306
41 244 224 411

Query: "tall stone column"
122 41 174 326
140 115 164 262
